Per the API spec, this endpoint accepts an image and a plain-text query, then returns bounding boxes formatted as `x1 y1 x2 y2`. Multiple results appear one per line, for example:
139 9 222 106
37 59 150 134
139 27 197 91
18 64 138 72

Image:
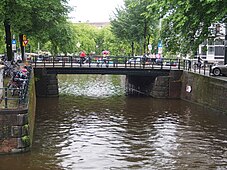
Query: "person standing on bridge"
102 50 110 67
80 51 86 64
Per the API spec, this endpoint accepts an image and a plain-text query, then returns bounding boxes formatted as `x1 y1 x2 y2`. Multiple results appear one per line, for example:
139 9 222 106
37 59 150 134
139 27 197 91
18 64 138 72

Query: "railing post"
71 56 73 68
4 87 8 109
35 56 37 68
203 63 206 75
178 59 181 70
209 64 212 76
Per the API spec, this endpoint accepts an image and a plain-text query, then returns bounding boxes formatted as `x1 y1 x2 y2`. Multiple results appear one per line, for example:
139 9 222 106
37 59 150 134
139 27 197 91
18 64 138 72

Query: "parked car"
211 64 227 76
127 56 143 64
165 61 177 66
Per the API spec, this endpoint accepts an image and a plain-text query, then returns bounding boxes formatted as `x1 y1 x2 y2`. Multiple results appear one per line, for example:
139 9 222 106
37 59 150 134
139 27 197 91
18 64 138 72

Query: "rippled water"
1 74 227 170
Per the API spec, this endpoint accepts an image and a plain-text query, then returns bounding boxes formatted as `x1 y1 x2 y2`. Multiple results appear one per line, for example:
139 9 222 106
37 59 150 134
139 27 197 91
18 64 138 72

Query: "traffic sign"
148 44 152 51
23 35 27 41
23 40 29 46
12 44 16 51
12 39 16 44
158 41 162 48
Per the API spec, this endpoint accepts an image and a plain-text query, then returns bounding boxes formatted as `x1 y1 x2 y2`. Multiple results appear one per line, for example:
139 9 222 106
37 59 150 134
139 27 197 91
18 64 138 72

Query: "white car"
127 56 143 64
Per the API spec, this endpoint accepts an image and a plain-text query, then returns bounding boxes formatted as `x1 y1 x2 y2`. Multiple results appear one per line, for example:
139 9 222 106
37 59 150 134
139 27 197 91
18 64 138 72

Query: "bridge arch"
34 68 182 98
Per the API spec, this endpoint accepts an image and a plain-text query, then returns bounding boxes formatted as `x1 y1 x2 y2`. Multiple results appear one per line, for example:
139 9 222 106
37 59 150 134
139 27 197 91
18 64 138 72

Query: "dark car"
212 64 227 76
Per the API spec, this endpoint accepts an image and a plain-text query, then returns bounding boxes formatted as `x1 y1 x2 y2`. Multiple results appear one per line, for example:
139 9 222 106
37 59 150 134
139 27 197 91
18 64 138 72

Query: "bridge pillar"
34 69 59 97
125 70 182 98
151 70 182 98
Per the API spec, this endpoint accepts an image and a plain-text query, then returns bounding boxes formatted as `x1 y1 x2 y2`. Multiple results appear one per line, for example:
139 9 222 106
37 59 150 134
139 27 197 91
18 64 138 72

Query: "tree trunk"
143 21 147 54
131 41 134 56
4 20 12 61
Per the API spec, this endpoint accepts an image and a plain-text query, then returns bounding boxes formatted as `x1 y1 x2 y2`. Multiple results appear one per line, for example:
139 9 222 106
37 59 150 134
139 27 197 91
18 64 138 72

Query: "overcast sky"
68 0 124 23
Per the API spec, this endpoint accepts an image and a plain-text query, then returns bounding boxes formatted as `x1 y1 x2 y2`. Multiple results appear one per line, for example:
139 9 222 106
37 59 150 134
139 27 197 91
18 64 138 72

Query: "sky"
68 0 124 23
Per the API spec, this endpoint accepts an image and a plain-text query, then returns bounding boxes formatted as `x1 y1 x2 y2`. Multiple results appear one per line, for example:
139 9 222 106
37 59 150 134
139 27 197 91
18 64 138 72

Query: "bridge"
31 55 184 75
30 55 192 98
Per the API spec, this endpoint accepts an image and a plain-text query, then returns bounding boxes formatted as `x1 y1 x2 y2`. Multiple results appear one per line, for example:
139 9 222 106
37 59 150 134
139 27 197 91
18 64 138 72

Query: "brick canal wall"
0 72 36 154
181 72 227 113
145 70 226 113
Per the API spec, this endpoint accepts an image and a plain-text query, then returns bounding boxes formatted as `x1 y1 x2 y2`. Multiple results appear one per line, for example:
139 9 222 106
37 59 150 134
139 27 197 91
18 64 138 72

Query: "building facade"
196 23 226 64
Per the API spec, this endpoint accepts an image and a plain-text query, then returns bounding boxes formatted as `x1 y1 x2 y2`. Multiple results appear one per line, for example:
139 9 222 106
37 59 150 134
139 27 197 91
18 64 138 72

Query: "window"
215 46 224 56
214 39 224 45
208 38 214 45
208 47 214 55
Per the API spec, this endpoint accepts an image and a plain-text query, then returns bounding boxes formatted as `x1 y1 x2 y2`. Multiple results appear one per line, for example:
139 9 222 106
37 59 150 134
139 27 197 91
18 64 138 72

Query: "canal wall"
0 72 36 154
181 72 227 113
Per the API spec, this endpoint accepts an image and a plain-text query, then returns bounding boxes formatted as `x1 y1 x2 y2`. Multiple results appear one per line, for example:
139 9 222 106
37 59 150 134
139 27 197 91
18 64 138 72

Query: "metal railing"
31 55 183 70
30 55 213 76
0 70 31 109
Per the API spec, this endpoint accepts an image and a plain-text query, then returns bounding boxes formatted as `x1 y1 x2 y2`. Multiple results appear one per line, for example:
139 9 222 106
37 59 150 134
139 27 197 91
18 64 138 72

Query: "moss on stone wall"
27 71 36 147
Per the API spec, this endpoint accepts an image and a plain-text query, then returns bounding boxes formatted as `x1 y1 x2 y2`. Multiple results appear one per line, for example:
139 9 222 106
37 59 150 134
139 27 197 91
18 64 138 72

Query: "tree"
111 0 159 56
0 0 70 61
146 0 227 56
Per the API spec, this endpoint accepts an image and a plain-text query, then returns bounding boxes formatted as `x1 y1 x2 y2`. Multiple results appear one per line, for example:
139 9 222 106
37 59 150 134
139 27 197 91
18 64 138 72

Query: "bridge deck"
32 62 181 75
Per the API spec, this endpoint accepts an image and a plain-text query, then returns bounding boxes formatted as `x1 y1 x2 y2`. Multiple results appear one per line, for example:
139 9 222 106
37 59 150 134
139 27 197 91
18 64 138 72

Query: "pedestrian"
188 60 191 71
80 51 86 64
102 50 110 67
142 53 147 68
197 56 202 68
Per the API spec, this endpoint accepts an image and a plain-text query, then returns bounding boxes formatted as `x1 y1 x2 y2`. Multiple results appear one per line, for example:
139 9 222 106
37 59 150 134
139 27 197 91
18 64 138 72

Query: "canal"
0 74 227 170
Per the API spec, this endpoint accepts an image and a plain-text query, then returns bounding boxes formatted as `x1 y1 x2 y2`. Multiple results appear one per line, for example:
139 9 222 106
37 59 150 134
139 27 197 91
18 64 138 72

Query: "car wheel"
213 68 221 76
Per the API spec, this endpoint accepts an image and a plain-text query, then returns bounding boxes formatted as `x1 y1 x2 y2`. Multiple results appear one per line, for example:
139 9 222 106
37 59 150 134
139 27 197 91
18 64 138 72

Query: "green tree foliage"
71 23 127 56
111 0 159 56
146 0 227 56
0 0 70 36
0 0 71 59
72 23 97 55
0 27 5 53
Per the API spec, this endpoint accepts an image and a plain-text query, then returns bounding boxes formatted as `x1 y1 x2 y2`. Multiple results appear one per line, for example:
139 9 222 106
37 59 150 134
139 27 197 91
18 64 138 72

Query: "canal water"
1 74 227 170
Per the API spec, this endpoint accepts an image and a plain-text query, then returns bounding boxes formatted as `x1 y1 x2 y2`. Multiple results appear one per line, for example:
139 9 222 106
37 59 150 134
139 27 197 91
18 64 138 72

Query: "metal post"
4 87 8 109
224 23 227 65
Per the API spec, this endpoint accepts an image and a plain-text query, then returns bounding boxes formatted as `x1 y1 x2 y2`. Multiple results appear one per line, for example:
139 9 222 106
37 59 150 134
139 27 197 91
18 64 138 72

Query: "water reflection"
58 74 125 98
0 74 227 170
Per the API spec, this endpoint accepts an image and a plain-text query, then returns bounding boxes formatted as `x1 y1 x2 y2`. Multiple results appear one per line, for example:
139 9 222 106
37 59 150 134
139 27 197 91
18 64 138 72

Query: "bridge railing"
30 55 213 75
31 55 185 70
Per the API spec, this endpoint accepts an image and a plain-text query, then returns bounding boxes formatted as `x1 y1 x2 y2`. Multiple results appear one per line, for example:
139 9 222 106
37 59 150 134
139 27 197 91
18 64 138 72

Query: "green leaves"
146 0 227 56
111 0 159 55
